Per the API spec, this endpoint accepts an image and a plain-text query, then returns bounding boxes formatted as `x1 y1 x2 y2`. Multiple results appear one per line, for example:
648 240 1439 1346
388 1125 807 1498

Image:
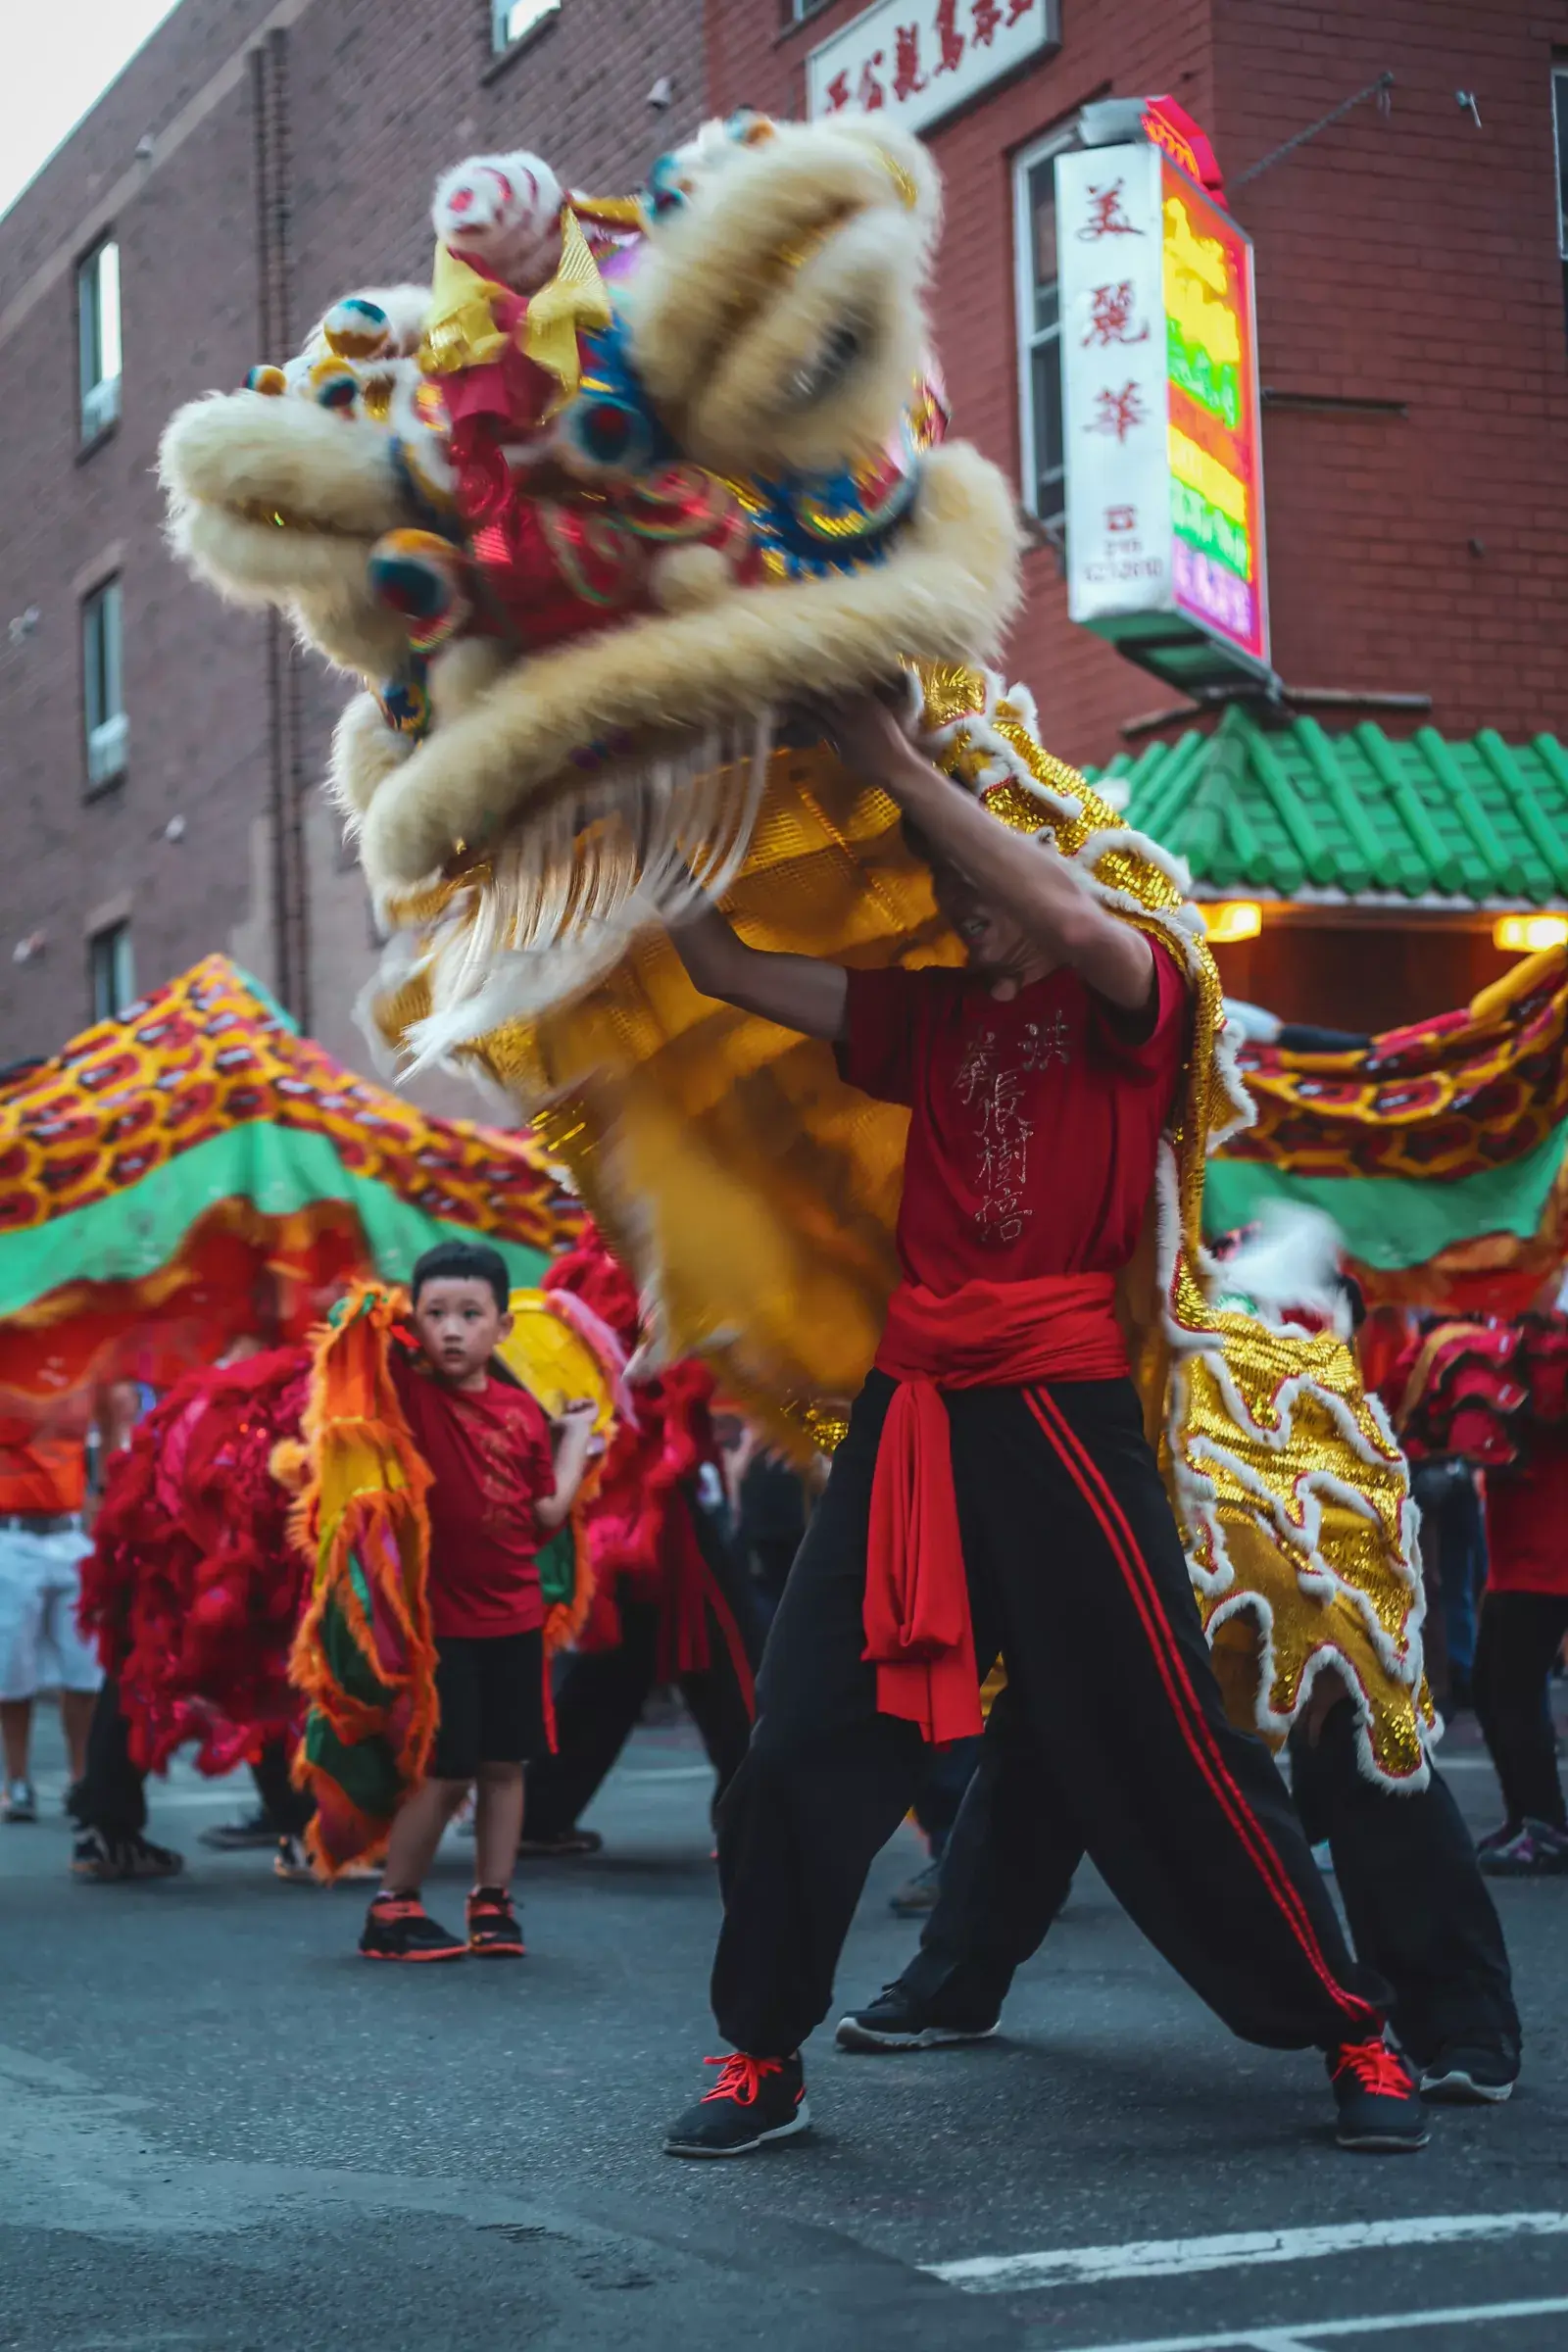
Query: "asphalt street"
3 1702 1567 2352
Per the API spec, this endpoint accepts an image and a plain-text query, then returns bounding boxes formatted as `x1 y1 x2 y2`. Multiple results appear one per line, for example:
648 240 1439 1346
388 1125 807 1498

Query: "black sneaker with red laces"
1328 2036 1429 2151
663 2052 809 2157
359 1891 468 1961
466 1886 526 1956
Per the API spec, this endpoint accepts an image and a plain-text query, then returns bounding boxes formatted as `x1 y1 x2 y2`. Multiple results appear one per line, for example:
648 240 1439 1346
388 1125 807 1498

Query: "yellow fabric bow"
417 208 612 417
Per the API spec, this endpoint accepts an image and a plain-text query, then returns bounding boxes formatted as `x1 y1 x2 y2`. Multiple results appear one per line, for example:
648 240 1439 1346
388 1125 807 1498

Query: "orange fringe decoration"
287 1284 437 1881
542 1487 600 1658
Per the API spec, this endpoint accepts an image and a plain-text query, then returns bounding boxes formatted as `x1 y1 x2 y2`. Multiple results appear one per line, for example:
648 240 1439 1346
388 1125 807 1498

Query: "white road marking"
1050 2295 1568 2351
926 2210 1568 2293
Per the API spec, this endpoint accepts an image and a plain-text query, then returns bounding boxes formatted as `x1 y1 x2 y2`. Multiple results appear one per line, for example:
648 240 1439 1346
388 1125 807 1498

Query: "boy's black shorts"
429 1631 546 1780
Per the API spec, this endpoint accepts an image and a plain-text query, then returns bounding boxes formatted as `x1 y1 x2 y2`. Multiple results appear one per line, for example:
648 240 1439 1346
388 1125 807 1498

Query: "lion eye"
786 321 863 408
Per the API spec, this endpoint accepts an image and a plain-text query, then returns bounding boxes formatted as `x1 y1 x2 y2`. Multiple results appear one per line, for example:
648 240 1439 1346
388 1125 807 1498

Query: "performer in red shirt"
1473 1424 1568 1875
662 696 1427 2158
358 1242 597 1962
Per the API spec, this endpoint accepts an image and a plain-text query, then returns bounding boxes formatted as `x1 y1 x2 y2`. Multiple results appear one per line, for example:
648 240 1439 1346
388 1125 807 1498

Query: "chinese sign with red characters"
807 0 1059 139
1056 140 1270 677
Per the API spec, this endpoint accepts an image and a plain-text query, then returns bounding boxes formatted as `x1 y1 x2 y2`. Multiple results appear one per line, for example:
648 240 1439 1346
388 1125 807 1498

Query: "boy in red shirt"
660 695 1427 2159
360 1242 596 1962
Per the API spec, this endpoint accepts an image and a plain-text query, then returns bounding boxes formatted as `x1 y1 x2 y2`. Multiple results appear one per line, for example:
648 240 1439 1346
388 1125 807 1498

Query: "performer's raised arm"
829 695 1156 1017
670 902 849 1043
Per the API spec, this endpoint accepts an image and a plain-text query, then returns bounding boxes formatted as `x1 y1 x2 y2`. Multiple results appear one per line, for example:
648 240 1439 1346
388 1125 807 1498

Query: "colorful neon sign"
1160 160 1265 663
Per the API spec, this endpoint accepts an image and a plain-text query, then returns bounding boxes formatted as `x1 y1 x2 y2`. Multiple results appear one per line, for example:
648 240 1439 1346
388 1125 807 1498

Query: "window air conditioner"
81 374 122 439
87 711 128 787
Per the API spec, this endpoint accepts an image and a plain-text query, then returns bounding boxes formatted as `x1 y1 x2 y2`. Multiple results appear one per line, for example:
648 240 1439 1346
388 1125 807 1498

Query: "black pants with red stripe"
710 1372 1388 2058
901 1694 1518 2068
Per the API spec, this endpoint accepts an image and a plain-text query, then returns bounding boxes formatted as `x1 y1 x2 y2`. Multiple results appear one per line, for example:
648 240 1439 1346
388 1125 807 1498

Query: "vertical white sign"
1054 145 1171 624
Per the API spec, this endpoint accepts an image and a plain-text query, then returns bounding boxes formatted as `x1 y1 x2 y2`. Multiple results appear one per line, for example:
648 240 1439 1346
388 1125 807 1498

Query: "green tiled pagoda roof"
1092 707 1568 906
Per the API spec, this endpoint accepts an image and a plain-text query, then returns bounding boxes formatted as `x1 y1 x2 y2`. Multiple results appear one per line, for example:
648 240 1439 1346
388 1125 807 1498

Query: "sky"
0 1 183 221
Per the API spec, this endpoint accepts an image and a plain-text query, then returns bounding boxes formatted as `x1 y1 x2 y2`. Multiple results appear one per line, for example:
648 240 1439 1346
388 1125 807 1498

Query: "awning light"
1202 900 1263 944
1494 913 1568 955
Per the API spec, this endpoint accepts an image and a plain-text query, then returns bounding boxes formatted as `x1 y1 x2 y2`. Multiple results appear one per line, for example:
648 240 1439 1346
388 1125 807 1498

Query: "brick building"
0 0 703 1080
713 0 1568 1028
4 0 1568 1071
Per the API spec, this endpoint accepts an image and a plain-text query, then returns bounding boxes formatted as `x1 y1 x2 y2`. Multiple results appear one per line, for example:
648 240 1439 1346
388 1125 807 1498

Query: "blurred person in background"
0 1403 105 1822
1473 1421 1568 1878
718 1417 809 1626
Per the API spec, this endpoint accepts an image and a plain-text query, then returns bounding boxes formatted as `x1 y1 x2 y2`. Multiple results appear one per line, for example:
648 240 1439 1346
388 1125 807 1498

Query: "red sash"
863 1273 1127 1742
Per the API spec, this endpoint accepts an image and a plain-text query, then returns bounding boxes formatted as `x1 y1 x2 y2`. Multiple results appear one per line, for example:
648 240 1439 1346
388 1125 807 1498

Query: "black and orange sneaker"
71 1828 183 1881
1328 2035 1429 2152
358 1891 467 1962
466 1886 525 1957
515 1827 604 1858
663 2052 808 2157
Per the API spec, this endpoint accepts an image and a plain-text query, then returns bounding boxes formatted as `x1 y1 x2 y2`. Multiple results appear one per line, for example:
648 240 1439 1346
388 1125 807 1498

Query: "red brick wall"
709 0 1568 769
0 0 281 1072
0 0 705 1074
1212 0 1568 745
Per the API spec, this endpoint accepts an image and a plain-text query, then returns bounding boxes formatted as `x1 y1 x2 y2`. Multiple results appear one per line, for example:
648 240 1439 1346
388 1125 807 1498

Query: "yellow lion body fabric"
374 664 1434 1791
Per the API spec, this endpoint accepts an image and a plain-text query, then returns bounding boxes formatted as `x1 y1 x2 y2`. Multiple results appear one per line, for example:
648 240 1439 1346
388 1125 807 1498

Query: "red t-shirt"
837 945 1187 1294
1485 1429 1568 1596
391 1355 557 1639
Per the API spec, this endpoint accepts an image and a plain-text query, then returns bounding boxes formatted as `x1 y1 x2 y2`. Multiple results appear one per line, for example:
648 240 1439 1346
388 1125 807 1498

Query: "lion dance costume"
162 107 1432 1808
78 1259 634 1871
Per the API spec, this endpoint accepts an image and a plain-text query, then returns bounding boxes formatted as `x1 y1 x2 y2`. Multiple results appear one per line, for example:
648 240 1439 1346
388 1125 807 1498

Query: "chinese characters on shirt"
955 1012 1071 1244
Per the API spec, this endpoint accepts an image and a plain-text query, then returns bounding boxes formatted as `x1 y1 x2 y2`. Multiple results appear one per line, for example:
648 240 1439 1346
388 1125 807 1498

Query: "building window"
82 578 127 792
88 923 135 1023
491 0 559 51
1554 66 1568 343
1013 133 1072 531
784 0 829 23
77 237 122 442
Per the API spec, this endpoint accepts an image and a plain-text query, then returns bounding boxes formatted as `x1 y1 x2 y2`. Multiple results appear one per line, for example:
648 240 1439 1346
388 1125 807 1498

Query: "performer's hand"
822 689 922 788
540 1397 602 1529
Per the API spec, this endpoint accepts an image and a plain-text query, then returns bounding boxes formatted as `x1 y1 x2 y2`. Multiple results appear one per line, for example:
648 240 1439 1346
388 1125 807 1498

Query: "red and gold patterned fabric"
0 956 577 1414
1234 951 1568 1185
1226 947 1568 1313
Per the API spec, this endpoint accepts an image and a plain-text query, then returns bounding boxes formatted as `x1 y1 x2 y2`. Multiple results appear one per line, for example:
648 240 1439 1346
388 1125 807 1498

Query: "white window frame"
88 922 135 1024
77 237 122 441
1554 64 1568 261
1012 127 1075 532
82 578 127 791
491 0 560 52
